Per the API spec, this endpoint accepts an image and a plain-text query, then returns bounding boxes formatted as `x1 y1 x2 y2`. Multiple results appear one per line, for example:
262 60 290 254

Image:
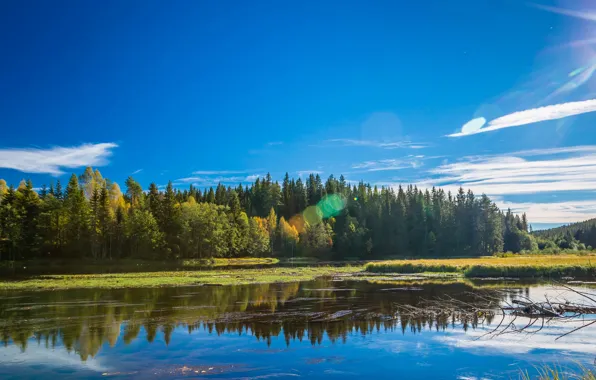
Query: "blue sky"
2 0 596 229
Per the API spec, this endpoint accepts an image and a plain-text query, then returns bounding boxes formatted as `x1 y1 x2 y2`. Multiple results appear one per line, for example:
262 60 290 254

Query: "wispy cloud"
352 159 418 172
192 170 251 175
296 170 324 177
417 145 596 196
245 174 261 182
352 154 435 172
449 99 596 137
267 141 283 146
175 174 260 187
435 313 596 357
327 139 428 149
495 199 596 224
0 143 117 175
132 168 143 175
531 3 596 22
0 344 109 372
497 145 596 157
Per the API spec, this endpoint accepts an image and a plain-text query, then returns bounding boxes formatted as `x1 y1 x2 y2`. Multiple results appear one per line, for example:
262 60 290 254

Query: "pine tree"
54 180 63 200
0 186 21 260
64 174 89 257
0 170 520 261
160 181 180 257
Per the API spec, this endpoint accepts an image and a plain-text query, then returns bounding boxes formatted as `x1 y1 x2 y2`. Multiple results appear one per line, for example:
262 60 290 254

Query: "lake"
0 279 594 379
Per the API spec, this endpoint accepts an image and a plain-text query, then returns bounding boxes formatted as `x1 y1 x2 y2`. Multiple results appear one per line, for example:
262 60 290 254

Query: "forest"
0 167 537 261
533 218 596 251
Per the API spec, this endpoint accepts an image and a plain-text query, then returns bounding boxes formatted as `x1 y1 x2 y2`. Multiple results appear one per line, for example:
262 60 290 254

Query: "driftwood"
394 283 596 340
510 300 559 317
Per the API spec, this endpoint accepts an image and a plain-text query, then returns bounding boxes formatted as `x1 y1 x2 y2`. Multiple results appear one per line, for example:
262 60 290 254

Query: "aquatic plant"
365 255 596 278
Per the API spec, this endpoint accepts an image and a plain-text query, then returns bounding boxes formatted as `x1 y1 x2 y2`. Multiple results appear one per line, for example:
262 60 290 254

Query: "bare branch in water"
394 285 596 340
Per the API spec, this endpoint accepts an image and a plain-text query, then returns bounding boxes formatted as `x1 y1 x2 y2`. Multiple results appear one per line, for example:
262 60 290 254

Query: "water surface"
0 279 594 379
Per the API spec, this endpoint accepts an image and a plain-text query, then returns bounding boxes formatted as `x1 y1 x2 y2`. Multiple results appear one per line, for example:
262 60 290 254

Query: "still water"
0 279 594 379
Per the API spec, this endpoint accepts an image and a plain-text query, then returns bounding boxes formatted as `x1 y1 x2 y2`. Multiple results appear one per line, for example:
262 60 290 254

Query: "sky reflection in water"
0 281 594 379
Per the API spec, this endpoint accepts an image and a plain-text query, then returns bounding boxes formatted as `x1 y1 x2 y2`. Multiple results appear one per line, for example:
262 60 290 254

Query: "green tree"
15 180 41 258
125 177 144 210
64 174 89 257
126 209 164 259
179 200 229 259
247 217 270 256
0 186 21 260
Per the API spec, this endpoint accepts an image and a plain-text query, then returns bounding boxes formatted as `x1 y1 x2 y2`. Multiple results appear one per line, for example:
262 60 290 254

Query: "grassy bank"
0 265 363 291
0 257 280 276
182 257 280 267
365 255 596 278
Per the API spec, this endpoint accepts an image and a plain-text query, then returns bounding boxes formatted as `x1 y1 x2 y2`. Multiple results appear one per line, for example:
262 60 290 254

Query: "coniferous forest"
533 218 596 251
0 167 537 261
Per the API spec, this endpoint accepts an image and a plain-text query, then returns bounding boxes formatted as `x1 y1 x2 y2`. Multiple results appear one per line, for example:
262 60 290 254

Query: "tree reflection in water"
0 279 527 361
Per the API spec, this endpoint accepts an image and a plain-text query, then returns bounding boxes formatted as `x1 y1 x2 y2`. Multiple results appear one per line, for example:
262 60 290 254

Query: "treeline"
0 168 533 261
533 218 596 251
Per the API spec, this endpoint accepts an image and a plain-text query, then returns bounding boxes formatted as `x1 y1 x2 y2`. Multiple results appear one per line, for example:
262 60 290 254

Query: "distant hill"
533 217 596 248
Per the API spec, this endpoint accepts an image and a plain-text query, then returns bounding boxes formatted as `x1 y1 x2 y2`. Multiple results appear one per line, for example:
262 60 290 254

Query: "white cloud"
435 314 596 358
400 146 596 224
450 99 596 137
132 169 143 175
245 174 261 182
532 3 596 23
0 143 118 175
327 139 428 149
0 344 109 372
192 170 251 175
498 145 596 157
267 141 283 146
352 155 426 172
296 170 324 177
461 117 486 134
494 199 596 224
421 146 596 195
175 174 260 187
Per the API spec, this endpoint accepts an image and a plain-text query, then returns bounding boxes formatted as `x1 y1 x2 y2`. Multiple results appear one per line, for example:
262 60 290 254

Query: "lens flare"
569 66 586 77
461 117 487 134
302 205 323 225
317 194 346 218
300 194 347 226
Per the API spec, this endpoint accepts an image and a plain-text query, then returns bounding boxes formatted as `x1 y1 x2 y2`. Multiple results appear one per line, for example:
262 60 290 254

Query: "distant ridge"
533 217 596 248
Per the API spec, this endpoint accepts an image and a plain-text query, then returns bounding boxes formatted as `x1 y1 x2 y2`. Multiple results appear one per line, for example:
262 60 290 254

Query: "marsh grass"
0 257 281 276
365 255 596 278
181 257 280 267
520 364 596 380
0 265 363 290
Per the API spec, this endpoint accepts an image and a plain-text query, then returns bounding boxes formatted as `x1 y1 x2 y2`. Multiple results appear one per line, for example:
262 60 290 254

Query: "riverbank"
0 265 363 290
4 254 596 290
0 257 281 276
365 255 596 278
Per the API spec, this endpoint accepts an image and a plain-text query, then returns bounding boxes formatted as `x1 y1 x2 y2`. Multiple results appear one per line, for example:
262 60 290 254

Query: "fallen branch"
394 285 596 340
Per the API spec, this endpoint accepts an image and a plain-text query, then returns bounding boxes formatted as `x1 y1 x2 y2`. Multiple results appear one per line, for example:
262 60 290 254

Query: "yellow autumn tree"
266 207 277 252
0 179 7 202
109 183 128 214
278 216 299 255
247 216 270 256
